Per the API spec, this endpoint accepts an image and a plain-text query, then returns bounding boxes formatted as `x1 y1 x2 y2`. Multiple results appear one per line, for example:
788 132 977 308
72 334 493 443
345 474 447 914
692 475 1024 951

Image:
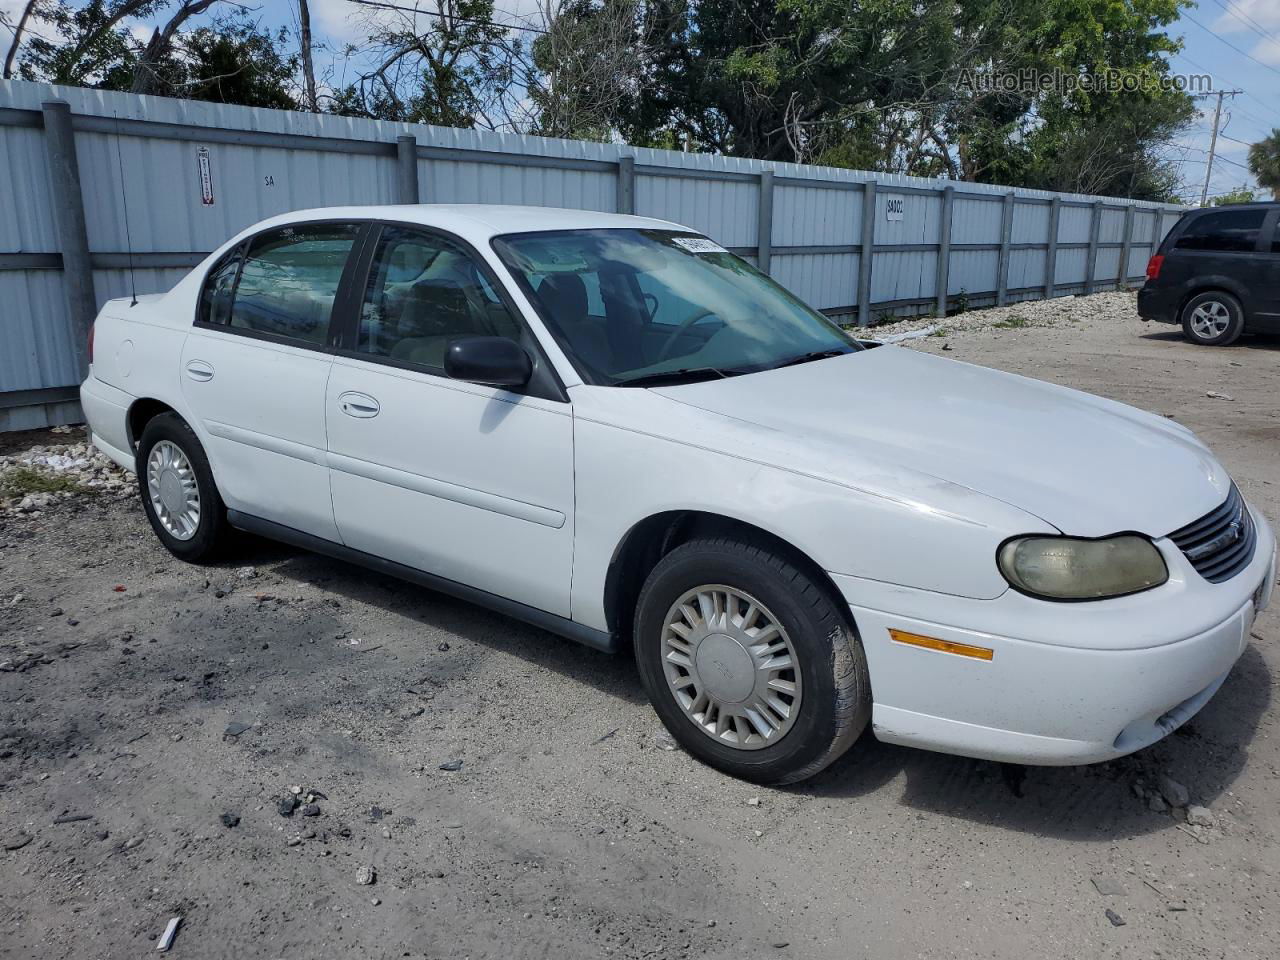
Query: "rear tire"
1180 291 1244 346
634 537 871 784
136 412 231 563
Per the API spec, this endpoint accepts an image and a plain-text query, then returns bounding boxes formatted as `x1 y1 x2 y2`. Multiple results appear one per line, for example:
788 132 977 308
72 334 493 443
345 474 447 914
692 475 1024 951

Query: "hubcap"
1189 301 1230 339
146 440 200 540
661 585 802 751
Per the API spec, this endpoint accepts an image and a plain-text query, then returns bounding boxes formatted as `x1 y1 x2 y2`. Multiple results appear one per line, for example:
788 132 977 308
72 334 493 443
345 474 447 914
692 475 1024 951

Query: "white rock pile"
0 425 134 516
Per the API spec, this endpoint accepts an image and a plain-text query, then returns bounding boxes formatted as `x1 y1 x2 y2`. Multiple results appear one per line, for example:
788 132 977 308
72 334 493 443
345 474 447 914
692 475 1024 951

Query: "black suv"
1138 202 1280 345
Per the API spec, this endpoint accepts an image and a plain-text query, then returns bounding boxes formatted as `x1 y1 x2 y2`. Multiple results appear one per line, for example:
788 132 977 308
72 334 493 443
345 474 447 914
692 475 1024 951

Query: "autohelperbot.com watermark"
957 67 1212 95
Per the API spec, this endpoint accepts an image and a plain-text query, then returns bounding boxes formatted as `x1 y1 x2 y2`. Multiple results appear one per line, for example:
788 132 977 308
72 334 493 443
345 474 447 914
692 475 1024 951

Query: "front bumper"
833 507 1275 765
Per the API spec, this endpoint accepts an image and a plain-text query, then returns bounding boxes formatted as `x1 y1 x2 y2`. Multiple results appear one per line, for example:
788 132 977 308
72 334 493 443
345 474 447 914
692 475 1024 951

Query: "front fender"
569 400 1053 632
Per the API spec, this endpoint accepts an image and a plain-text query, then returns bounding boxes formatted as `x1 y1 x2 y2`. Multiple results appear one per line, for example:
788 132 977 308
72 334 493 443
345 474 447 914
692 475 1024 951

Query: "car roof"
240 204 690 245
1184 201 1279 215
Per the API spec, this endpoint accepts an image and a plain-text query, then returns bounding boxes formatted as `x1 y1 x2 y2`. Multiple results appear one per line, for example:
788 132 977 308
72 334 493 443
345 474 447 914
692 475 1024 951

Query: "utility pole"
1199 89 1243 207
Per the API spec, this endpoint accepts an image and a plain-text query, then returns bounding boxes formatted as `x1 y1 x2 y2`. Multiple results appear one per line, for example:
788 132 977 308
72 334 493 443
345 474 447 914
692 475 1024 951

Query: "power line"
1209 0 1280 46
1172 51 1280 124
1182 10 1280 79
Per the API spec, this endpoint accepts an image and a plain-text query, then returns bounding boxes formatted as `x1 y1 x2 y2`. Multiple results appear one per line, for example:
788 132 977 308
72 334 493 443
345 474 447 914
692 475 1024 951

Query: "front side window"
1174 210 1266 253
227 223 360 346
493 229 858 385
356 227 521 371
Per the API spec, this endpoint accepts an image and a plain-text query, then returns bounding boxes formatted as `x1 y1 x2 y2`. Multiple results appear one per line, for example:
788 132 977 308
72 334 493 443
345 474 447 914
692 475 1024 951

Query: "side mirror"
444 336 532 388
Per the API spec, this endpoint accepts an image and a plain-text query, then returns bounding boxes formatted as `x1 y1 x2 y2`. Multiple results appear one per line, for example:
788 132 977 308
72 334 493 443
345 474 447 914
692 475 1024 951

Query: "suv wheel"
136 412 232 563
634 537 871 784
1181 291 1244 346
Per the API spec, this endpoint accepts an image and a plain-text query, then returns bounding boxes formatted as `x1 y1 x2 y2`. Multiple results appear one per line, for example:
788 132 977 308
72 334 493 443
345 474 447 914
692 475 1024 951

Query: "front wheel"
136 412 232 563
634 537 871 784
1180 291 1244 346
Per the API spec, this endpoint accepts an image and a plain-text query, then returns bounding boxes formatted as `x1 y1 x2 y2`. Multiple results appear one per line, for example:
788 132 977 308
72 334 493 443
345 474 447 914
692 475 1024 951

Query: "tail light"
87 322 95 366
1145 254 1164 280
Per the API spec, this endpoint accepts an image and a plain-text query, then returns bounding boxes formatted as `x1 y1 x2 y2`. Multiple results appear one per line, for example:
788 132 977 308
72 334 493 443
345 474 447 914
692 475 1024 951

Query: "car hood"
650 346 1230 538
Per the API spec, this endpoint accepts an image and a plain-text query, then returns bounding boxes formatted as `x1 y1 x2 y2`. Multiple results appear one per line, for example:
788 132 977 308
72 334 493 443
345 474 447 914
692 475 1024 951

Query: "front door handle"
185 359 214 382
338 391 380 418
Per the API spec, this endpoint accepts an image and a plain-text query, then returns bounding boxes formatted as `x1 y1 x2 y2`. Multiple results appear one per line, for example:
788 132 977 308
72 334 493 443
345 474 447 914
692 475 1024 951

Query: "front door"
324 224 575 617
181 222 364 542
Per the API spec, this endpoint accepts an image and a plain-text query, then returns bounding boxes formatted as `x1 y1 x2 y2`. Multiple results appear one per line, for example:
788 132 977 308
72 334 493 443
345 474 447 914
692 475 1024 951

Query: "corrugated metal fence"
0 79 1184 431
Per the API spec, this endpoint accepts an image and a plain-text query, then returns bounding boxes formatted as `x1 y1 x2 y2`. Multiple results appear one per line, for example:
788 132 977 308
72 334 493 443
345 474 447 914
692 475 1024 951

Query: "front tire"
1180 291 1244 346
634 537 871 784
136 412 231 563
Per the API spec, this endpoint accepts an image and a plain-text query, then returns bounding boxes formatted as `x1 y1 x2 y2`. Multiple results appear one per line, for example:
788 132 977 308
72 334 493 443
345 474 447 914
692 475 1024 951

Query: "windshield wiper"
614 366 739 387
771 348 852 370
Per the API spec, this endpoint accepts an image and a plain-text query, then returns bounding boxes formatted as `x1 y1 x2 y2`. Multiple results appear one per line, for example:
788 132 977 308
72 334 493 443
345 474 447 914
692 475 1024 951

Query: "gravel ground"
1 290 1278 960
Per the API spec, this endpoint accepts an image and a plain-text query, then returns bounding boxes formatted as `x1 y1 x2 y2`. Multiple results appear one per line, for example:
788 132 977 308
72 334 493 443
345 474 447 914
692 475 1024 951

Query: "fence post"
1118 205 1135 289
1045 196 1061 299
395 134 419 204
617 155 635 215
1085 200 1102 294
41 100 94 378
996 192 1015 306
935 185 954 319
857 180 877 327
757 170 774 275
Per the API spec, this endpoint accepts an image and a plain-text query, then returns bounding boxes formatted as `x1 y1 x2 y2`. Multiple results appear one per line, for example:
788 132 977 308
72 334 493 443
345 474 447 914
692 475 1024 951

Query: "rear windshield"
1174 209 1266 253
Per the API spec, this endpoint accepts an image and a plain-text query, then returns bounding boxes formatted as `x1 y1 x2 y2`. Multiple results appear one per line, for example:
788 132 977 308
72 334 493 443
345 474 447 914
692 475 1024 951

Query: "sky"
2 0 1278 203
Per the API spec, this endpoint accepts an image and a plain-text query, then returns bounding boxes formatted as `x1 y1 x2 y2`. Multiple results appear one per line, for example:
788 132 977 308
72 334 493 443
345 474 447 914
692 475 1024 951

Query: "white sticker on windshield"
671 236 727 255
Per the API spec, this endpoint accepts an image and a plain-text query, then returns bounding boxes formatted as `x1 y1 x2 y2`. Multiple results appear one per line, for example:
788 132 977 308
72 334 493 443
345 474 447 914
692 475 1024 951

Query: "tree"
131 0 221 95
1211 186 1256 206
297 0 318 112
1249 130 1280 200
19 0 163 87
18 3 297 110
526 0 650 141
330 0 519 128
2 0 41 79
176 16 298 109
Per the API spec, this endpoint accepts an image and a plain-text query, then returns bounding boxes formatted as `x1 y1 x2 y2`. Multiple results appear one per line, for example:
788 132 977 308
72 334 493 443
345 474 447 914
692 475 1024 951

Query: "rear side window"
1273 220 1280 254
198 246 242 326
211 223 360 346
1174 209 1266 252
355 226 521 371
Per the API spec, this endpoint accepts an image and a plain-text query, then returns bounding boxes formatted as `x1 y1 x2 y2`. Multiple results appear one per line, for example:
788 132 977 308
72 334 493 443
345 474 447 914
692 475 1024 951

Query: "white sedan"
80 205 1275 784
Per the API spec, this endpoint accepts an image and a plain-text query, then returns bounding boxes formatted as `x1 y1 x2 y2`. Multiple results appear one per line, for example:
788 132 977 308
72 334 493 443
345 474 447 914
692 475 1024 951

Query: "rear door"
1167 207 1270 321
1258 209 1280 331
324 223 575 617
181 221 366 541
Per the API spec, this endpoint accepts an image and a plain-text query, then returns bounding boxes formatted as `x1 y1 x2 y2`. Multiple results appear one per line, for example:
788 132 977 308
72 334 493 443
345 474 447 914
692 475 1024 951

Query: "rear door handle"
338 391 380 418
185 359 214 382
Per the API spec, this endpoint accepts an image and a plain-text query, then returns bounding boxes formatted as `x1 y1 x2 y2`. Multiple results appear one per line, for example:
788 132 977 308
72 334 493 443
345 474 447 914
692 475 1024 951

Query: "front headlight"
998 535 1168 600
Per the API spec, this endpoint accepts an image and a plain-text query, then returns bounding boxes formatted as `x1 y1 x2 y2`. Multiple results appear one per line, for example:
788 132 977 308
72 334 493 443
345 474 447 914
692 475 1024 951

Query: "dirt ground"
1 291 1278 960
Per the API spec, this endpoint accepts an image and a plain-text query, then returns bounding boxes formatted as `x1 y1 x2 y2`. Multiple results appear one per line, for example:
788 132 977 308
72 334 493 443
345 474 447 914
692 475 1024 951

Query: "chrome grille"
1168 486 1256 583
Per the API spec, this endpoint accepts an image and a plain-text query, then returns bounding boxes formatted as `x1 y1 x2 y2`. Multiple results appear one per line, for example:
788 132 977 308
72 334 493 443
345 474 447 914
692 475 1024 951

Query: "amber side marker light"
889 628 994 661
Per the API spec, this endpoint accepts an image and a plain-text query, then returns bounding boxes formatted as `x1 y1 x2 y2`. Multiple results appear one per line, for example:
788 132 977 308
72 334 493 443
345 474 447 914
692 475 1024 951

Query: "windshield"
492 229 859 385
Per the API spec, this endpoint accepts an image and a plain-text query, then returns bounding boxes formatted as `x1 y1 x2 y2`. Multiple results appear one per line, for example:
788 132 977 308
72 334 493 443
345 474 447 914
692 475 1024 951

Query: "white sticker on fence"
885 197 904 221
197 147 215 206
671 236 727 254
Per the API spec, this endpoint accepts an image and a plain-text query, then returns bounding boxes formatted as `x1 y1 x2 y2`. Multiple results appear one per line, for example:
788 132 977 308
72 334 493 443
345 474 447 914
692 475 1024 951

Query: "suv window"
1174 209 1266 252
220 224 360 345
1273 219 1280 254
356 227 521 371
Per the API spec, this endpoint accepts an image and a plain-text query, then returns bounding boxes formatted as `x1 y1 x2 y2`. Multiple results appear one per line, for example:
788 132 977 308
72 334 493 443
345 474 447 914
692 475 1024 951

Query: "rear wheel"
634 537 871 784
136 412 231 563
1180 291 1244 346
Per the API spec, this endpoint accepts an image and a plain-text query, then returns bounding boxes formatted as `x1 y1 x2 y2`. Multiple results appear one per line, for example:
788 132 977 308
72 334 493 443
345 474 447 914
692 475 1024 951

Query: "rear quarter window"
1174 209 1266 252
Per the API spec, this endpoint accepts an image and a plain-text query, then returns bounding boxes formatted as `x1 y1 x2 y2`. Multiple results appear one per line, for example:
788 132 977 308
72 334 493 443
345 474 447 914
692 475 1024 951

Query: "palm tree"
1249 129 1280 200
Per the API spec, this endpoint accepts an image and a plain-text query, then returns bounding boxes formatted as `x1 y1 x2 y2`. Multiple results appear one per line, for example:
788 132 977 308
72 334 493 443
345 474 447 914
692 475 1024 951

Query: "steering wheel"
656 310 718 362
